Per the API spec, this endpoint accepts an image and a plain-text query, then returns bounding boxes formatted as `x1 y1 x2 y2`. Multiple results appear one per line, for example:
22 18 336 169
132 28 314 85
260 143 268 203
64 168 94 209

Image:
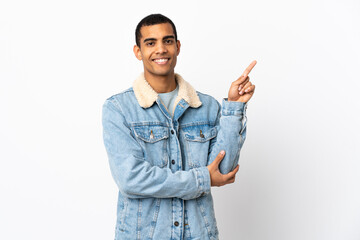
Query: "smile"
153 58 169 64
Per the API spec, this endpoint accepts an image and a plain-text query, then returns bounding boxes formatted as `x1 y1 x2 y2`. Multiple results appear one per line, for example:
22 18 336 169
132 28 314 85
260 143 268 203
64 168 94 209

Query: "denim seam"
240 115 247 135
197 198 211 237
184 137 196 169
197 173 202 189
148 198 161 239
221 110 244 116
136 199 142 240
129 122 170 127
161 139 168 168
119 199 128 232
108 97 131 130
195 168 208 196
179 121 216 128
184 127 217 143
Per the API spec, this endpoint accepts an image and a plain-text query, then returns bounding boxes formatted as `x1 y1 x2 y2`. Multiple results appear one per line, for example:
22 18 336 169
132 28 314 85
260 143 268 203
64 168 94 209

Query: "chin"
151 69 173 76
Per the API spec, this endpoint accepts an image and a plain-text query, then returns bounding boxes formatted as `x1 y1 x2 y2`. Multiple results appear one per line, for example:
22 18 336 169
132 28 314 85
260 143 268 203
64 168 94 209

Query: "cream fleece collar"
132 72 202 109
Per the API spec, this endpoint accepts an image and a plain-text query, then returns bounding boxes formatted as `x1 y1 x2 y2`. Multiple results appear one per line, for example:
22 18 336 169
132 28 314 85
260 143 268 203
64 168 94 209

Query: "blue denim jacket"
102 73 247 240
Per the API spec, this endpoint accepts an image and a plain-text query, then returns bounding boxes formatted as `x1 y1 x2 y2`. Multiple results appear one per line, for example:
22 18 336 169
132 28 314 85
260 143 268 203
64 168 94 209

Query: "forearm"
106 153 210 200
208 99 247 174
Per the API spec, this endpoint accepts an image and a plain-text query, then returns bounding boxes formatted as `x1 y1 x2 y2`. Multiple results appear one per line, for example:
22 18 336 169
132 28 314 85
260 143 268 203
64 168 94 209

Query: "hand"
228 60 257 103
207 150 240 187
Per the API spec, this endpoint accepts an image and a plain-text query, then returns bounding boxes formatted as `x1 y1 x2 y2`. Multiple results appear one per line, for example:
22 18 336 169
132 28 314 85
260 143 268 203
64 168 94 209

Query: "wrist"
222 99 247 116
227 98 247 103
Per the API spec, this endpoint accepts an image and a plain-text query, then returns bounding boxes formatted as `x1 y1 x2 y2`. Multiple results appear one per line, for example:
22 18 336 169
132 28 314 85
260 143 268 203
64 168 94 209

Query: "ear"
133 45 142 60
176 40 181 56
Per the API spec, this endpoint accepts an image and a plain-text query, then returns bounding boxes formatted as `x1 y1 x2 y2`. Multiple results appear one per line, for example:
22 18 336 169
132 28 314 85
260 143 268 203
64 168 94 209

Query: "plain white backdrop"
1 0 359 239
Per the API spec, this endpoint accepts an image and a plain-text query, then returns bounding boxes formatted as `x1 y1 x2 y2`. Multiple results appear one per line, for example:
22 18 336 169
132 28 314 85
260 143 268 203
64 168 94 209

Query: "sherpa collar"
132 72 202 109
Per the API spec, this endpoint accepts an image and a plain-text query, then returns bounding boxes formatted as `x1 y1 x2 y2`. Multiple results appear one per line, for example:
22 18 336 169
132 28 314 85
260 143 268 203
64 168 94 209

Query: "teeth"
154 58 168 63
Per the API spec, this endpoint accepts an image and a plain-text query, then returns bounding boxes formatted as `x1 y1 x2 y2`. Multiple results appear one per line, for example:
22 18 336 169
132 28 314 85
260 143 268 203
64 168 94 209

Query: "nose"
155 42 168 54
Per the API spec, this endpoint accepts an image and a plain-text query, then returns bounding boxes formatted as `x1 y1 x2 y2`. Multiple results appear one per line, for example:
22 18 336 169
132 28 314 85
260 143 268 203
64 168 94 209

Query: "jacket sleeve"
207 99 247 174
102 97 211 200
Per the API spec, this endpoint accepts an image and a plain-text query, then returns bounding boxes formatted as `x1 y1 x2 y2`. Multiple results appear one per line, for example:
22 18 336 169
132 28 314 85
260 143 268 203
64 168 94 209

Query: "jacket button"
174 221 179 227
171 130 175 134
171 159 175 164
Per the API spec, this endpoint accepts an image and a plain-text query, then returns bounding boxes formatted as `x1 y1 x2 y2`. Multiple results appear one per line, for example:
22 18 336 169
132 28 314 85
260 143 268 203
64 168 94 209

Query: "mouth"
152 58 170 65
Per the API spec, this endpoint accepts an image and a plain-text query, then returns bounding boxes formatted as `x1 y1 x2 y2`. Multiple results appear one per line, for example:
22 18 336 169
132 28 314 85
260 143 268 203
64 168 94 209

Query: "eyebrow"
143 35 175 43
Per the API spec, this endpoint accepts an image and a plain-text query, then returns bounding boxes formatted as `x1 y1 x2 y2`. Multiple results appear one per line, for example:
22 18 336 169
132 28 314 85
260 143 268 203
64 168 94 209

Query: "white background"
1 0 359 239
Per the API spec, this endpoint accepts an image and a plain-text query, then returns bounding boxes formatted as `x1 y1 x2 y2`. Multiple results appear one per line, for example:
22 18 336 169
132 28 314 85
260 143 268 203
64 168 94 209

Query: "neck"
144 71 177 93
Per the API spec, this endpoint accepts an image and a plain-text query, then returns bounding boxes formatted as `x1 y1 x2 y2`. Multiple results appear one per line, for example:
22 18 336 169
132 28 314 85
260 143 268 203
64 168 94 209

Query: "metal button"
174 221 179 227
171 159 175 164
200 130 204 138
171 130 175 134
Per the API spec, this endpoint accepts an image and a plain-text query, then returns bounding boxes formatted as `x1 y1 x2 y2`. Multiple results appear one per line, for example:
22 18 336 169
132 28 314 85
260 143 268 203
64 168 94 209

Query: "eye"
165 39 173 44
146 42 155 46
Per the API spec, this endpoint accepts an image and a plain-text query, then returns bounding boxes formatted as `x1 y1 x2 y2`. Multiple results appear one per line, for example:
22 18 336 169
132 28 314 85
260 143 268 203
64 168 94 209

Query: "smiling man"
102 14 256 240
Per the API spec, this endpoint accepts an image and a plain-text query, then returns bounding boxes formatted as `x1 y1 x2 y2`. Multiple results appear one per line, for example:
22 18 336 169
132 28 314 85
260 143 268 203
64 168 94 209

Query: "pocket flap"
184 127 217 142
133 125 169 143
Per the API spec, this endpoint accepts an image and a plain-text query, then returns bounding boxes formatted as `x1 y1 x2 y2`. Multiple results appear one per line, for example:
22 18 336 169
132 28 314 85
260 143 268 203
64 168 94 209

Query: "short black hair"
135 14 178 47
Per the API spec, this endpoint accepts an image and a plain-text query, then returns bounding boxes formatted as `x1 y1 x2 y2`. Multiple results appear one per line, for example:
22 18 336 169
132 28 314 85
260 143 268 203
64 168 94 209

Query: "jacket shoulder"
104 87 148 118
105 87 134 101
196 91 221 107
104 87 135 106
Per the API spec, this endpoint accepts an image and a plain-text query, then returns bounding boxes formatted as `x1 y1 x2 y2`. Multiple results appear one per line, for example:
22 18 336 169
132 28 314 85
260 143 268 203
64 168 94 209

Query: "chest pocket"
183 125 217 168
133 125 169 168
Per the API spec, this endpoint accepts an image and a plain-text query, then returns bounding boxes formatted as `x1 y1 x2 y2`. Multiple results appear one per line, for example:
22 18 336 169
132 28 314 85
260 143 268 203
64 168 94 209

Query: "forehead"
139 23 175 40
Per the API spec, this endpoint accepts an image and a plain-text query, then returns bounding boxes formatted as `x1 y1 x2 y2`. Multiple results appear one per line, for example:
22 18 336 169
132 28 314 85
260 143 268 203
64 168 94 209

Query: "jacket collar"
132 72 202 109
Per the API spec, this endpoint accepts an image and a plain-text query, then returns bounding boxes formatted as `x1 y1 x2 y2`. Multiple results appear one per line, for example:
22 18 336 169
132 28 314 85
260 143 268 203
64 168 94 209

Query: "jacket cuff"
193 167 211 197
221 98 247 116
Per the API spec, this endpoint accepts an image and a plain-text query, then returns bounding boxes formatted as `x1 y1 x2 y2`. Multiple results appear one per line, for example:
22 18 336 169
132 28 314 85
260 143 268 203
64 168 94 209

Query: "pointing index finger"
242 60 257 78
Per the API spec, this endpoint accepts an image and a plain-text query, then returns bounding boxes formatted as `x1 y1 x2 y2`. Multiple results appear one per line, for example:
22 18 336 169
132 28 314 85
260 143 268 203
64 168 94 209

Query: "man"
102 14 256 240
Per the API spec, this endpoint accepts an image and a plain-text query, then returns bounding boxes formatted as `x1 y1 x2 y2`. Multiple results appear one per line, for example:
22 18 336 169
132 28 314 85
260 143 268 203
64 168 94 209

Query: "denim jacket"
102 73 247 240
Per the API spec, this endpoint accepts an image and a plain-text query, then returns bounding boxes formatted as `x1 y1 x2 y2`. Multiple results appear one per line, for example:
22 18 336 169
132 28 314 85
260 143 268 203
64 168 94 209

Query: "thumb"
212 150 225 168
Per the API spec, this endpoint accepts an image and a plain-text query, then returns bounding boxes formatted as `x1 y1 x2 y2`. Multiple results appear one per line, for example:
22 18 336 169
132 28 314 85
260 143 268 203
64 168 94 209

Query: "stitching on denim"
132 126 169 168
136 199 142 240
119 198 128 232
184 138 194 169
184 127 217 143
184 209 193 239
196 198 211 237
129 122 170 127
133 127 169 143
179 121 216 128
156 99 172 120
107 97 131 130
222 109 244 116
161 139 168 168
148 198 161 239
183 127 217 168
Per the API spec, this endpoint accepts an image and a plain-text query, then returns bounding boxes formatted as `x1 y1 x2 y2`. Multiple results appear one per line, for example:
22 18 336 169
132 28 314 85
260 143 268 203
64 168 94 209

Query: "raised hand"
228 60 257 103
207 151 240 187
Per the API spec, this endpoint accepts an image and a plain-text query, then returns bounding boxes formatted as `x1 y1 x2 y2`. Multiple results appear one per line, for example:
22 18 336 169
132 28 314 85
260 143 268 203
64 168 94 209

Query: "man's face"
133 23 181 78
